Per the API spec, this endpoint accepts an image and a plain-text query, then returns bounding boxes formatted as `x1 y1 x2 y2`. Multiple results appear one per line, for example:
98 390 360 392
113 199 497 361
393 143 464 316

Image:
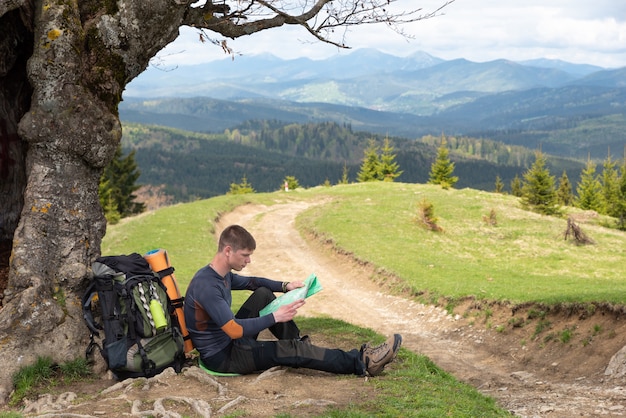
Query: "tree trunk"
0 3 34 401
0 8 30 247
0 1 113 401
0 0 184 401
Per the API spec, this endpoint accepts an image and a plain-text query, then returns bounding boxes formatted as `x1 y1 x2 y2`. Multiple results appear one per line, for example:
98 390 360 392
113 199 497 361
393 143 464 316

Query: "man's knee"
237 287 277 319
251 286 275 302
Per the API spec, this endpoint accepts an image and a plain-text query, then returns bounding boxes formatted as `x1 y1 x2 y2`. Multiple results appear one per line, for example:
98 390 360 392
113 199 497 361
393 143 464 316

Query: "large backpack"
82 253 185 380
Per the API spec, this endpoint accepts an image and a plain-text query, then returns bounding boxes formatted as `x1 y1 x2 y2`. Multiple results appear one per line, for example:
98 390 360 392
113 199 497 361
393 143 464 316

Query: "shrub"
415 198 442 232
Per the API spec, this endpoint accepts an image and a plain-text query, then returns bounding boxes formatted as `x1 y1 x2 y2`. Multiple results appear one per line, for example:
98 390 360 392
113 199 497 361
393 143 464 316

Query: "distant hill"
120 96 433 138
519 58 604 76
120 49 626 160
122 122 585 202
570 67 626 88
120 85 626 160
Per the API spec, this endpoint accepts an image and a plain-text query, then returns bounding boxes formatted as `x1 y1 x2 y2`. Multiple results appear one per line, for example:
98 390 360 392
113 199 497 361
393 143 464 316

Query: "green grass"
0 412 23 418
103 182 626 304
296 317 510 417
10 357 92 407
296 183 626 304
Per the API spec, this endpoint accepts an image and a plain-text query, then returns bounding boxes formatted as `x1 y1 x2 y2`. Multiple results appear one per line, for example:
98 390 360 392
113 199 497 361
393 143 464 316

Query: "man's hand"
273 299 305 323
286 281 304 291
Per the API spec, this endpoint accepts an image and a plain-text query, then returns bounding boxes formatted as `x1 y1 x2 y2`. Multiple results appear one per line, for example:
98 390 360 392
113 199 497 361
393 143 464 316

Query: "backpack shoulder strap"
81 280 101 336
82 279 104 364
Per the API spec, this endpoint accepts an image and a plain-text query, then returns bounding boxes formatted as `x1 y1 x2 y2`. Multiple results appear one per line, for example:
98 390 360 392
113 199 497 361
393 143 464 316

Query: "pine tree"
379 137 402 182
98 178 121 224
494 175 504 193
428 136 458 189
556 170 573 206
617 153 626 229
228 175 255 195
510 175 523 197
99 145 145 219
415 198 442 231
357 139 381 182
599 153 621 217
338 162 350 184
520 151 559 215
283 175 300 190
576 157 602 211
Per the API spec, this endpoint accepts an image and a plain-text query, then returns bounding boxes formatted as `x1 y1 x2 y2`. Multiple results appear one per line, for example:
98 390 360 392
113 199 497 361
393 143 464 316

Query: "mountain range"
124 49 612 101
120 48 626 160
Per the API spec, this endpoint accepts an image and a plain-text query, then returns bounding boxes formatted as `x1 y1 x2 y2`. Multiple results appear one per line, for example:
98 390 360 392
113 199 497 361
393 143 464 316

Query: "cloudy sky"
153 0 626 68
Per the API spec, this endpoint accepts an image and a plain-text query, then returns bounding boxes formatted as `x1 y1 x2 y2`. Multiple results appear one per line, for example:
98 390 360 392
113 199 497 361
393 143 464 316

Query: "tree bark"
0 3 33 402
0 5 30 245
0 0 184 401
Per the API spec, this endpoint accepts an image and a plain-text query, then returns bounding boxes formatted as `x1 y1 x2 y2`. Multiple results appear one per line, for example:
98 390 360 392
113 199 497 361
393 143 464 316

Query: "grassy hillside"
297 183 626 304
103 182 626 306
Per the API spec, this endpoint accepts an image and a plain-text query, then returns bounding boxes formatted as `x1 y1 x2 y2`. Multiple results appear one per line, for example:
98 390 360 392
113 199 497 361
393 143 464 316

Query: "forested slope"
122 121 585 201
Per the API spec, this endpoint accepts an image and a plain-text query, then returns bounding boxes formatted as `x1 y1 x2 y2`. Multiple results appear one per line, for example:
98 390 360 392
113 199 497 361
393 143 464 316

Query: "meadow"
103 182 626 306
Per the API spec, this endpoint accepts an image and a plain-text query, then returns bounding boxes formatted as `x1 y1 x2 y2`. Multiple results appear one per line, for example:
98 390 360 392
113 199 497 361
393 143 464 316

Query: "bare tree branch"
183 0 455 49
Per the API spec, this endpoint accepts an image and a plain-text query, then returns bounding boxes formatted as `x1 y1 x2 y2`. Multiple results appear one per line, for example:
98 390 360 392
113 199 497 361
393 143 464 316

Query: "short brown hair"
218 225 256 252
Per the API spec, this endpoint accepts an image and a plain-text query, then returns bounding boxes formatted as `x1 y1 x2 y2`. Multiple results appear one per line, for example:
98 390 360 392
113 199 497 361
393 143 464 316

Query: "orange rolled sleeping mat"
144 249 194 353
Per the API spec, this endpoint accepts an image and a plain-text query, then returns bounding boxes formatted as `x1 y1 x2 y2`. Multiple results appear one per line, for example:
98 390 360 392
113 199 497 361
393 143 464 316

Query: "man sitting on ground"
184 224 402 377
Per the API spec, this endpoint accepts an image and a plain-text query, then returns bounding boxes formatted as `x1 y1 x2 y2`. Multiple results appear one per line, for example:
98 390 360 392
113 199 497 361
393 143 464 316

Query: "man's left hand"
286 281 304 291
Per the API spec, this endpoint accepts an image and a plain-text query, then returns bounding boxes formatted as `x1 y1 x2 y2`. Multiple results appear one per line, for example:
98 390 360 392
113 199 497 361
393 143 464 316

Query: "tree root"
216 395 247 414
19 366 242 417
130 396 213 417
253 366 287 383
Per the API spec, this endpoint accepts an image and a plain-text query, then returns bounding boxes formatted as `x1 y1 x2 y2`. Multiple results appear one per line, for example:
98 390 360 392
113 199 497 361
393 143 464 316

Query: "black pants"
201 287 366 375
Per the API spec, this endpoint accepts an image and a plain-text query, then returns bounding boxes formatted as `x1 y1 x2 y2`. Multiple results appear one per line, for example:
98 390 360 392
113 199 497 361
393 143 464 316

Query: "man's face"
227 246 253 271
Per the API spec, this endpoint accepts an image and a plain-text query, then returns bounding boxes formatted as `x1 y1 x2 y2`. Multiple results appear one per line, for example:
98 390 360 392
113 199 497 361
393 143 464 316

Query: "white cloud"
151 0 626 68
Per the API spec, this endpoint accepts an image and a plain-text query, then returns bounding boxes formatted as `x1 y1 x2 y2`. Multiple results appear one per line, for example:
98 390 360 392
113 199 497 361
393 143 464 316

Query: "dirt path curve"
218 200 626 418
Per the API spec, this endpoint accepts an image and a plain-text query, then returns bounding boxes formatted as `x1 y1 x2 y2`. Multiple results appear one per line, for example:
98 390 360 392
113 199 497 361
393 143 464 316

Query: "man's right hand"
273 299 305 323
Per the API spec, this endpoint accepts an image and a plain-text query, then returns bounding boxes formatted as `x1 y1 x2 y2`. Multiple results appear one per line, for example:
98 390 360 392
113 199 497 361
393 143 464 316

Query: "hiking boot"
361 334 402 376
